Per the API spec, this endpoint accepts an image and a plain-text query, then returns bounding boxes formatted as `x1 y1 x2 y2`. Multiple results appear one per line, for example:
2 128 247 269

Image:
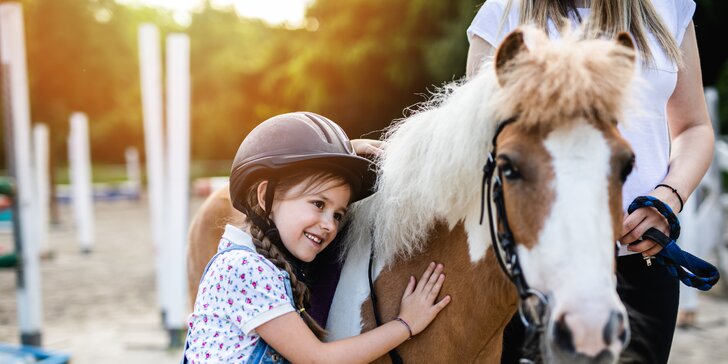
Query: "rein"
368 231 405 364
628 196 720 290
480 117 548 364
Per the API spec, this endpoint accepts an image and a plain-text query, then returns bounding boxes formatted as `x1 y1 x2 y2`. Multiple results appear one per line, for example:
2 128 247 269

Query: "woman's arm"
256 263 450 364
466 35 496 79
621 22 714 255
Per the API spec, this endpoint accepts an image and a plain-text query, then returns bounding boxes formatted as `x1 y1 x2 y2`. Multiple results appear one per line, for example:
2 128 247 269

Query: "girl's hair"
499 0 682 66
242 169 350 340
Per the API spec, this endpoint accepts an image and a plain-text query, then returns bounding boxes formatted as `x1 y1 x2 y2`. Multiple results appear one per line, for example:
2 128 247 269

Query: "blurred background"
0 0 721 178
1 0 727 363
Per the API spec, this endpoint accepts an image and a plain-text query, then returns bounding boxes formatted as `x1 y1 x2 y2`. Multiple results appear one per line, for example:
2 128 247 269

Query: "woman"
466 1 713 363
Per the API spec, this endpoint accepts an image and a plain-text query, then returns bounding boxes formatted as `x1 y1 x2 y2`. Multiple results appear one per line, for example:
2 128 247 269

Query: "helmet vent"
303 113 333 144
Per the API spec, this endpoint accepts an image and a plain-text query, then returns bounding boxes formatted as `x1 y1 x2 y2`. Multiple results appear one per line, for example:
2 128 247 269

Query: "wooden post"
164 33 190 347
68 112 95 253
138 23 168 320
33 123 50 257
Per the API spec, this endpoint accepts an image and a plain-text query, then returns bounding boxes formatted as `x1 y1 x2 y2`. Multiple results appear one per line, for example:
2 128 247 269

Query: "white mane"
342 62 501 264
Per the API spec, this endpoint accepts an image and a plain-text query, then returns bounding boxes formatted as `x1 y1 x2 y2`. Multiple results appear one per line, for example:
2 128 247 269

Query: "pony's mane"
342 26 635 264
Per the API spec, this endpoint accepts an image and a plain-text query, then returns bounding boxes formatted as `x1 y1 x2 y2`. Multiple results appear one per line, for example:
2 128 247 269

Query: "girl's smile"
263 178 351 262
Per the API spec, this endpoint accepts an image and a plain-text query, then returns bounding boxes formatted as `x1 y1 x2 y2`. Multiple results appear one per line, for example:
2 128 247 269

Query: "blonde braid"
244 190 327 340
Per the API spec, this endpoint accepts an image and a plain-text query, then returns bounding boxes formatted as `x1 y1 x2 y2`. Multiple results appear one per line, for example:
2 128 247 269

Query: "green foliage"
7 0 723 172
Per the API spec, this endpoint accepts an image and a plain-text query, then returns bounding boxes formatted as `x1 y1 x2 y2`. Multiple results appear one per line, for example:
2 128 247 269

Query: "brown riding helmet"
229 112 376 214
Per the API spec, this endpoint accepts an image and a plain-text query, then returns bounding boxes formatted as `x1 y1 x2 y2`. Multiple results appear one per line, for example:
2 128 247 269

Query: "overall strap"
182 243 260 364
198 244 257 286
628 196 720 291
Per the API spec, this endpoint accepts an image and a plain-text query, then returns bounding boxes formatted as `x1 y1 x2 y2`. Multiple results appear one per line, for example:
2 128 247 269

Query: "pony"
186 26 638 363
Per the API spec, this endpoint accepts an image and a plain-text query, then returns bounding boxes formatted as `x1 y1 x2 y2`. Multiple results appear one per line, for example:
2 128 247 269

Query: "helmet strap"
263 179 277 218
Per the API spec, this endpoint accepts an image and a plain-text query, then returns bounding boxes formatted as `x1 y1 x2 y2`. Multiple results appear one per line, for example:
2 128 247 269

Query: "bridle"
480 117 548 364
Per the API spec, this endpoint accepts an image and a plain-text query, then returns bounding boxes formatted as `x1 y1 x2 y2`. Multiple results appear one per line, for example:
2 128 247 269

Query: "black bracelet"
394 317 413 339
655 183 684 213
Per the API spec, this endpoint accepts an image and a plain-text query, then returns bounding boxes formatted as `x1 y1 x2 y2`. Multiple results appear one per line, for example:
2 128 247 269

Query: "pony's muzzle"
550 309 628 363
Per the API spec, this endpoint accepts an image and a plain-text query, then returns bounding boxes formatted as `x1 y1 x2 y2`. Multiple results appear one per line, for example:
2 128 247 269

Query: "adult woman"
466 1 713 363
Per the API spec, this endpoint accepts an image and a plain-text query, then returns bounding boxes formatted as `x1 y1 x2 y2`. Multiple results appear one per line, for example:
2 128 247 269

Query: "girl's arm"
256 262 450 364
621 22 715 256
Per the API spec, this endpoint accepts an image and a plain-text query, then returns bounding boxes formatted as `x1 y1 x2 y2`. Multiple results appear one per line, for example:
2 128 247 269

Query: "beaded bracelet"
655 183 684 212
394 317 413 339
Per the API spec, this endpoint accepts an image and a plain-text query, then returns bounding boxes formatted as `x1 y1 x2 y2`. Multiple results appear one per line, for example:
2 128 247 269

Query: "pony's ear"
612 32 636 64
495 29 528 86
615 32 634 50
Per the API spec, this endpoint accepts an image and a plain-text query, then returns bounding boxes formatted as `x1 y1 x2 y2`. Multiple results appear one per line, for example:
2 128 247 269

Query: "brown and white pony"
187 26 638 363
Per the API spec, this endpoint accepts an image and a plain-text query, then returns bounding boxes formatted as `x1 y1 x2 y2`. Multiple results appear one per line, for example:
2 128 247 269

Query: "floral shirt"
185 225 295 363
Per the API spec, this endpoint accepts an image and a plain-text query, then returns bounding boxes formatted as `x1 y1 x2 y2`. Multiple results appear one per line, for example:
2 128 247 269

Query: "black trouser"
501 253 680 364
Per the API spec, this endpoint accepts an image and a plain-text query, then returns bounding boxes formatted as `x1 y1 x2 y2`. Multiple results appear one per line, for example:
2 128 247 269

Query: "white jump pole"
164 33 190 347
69 112 95 253
125 146 141 198
33 123 50 256
138 23 168 320
0 2 43 346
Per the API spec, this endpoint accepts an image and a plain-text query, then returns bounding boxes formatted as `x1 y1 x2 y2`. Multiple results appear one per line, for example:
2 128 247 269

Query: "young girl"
183 112 451 363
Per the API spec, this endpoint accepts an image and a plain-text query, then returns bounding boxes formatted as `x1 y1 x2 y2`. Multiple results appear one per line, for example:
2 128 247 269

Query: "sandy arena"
1 198 727 363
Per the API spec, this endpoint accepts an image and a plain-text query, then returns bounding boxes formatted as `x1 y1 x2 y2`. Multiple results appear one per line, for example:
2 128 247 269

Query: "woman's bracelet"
655 183 684 212
394 317 413 339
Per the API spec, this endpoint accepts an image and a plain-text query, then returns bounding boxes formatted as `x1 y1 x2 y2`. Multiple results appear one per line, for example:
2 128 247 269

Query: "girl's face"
262 178 352 262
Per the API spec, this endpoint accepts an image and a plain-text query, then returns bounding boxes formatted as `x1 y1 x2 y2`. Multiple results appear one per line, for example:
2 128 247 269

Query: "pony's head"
492 26 636 362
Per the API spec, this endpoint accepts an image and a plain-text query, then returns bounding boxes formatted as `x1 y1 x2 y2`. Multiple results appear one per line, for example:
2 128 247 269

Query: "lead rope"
627 196 720 290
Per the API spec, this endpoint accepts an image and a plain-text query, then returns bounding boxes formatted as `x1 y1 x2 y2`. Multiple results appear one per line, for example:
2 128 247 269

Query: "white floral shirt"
185 225 295 363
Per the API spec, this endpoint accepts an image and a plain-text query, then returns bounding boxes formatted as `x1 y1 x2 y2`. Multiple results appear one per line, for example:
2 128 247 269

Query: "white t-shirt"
185 225 295 362
467 0 696 255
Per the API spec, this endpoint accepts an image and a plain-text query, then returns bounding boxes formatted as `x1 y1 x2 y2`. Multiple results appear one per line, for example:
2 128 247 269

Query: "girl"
183 112 451 363
466 1 713 363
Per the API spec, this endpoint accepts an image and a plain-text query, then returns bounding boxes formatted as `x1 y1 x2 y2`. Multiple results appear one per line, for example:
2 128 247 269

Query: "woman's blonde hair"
499 0 682 66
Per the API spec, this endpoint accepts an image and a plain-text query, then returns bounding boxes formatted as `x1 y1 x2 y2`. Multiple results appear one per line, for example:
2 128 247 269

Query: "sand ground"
0 198 726 363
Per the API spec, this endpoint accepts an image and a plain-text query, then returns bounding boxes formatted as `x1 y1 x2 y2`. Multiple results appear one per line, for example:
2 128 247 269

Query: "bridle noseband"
480 117 548 364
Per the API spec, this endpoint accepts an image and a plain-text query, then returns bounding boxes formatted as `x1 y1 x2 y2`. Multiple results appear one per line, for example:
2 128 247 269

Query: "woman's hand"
397 262 451 336
620 188 679 256
351 139 385 157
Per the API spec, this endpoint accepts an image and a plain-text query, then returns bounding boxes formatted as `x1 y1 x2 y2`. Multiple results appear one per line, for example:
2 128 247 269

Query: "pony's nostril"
603 310 626 346
554 314 575 353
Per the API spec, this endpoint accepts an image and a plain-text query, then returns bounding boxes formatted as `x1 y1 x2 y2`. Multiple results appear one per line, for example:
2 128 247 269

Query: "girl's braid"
246 214 327 340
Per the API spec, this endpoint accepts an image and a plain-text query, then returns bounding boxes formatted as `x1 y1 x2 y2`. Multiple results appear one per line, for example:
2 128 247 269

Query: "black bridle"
480 117 548 364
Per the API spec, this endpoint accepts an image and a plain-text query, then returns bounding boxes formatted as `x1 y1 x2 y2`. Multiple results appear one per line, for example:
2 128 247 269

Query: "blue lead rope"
627 196 720 291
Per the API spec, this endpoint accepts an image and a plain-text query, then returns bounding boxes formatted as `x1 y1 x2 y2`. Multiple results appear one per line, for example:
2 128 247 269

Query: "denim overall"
182 244 294 364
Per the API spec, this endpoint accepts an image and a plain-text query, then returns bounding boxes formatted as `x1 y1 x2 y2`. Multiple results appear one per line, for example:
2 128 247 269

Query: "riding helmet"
229 112 376 214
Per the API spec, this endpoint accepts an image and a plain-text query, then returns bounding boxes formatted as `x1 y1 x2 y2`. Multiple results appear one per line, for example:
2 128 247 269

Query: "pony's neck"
363 223 518 362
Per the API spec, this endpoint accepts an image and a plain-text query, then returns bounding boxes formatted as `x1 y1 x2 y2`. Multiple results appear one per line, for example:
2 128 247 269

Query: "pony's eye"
620 155 635 183
497 157 522 180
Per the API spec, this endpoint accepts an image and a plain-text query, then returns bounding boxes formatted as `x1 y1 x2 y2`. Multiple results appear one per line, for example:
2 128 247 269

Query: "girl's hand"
397 262 451 336
620 188 677 256
351 139 385 157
